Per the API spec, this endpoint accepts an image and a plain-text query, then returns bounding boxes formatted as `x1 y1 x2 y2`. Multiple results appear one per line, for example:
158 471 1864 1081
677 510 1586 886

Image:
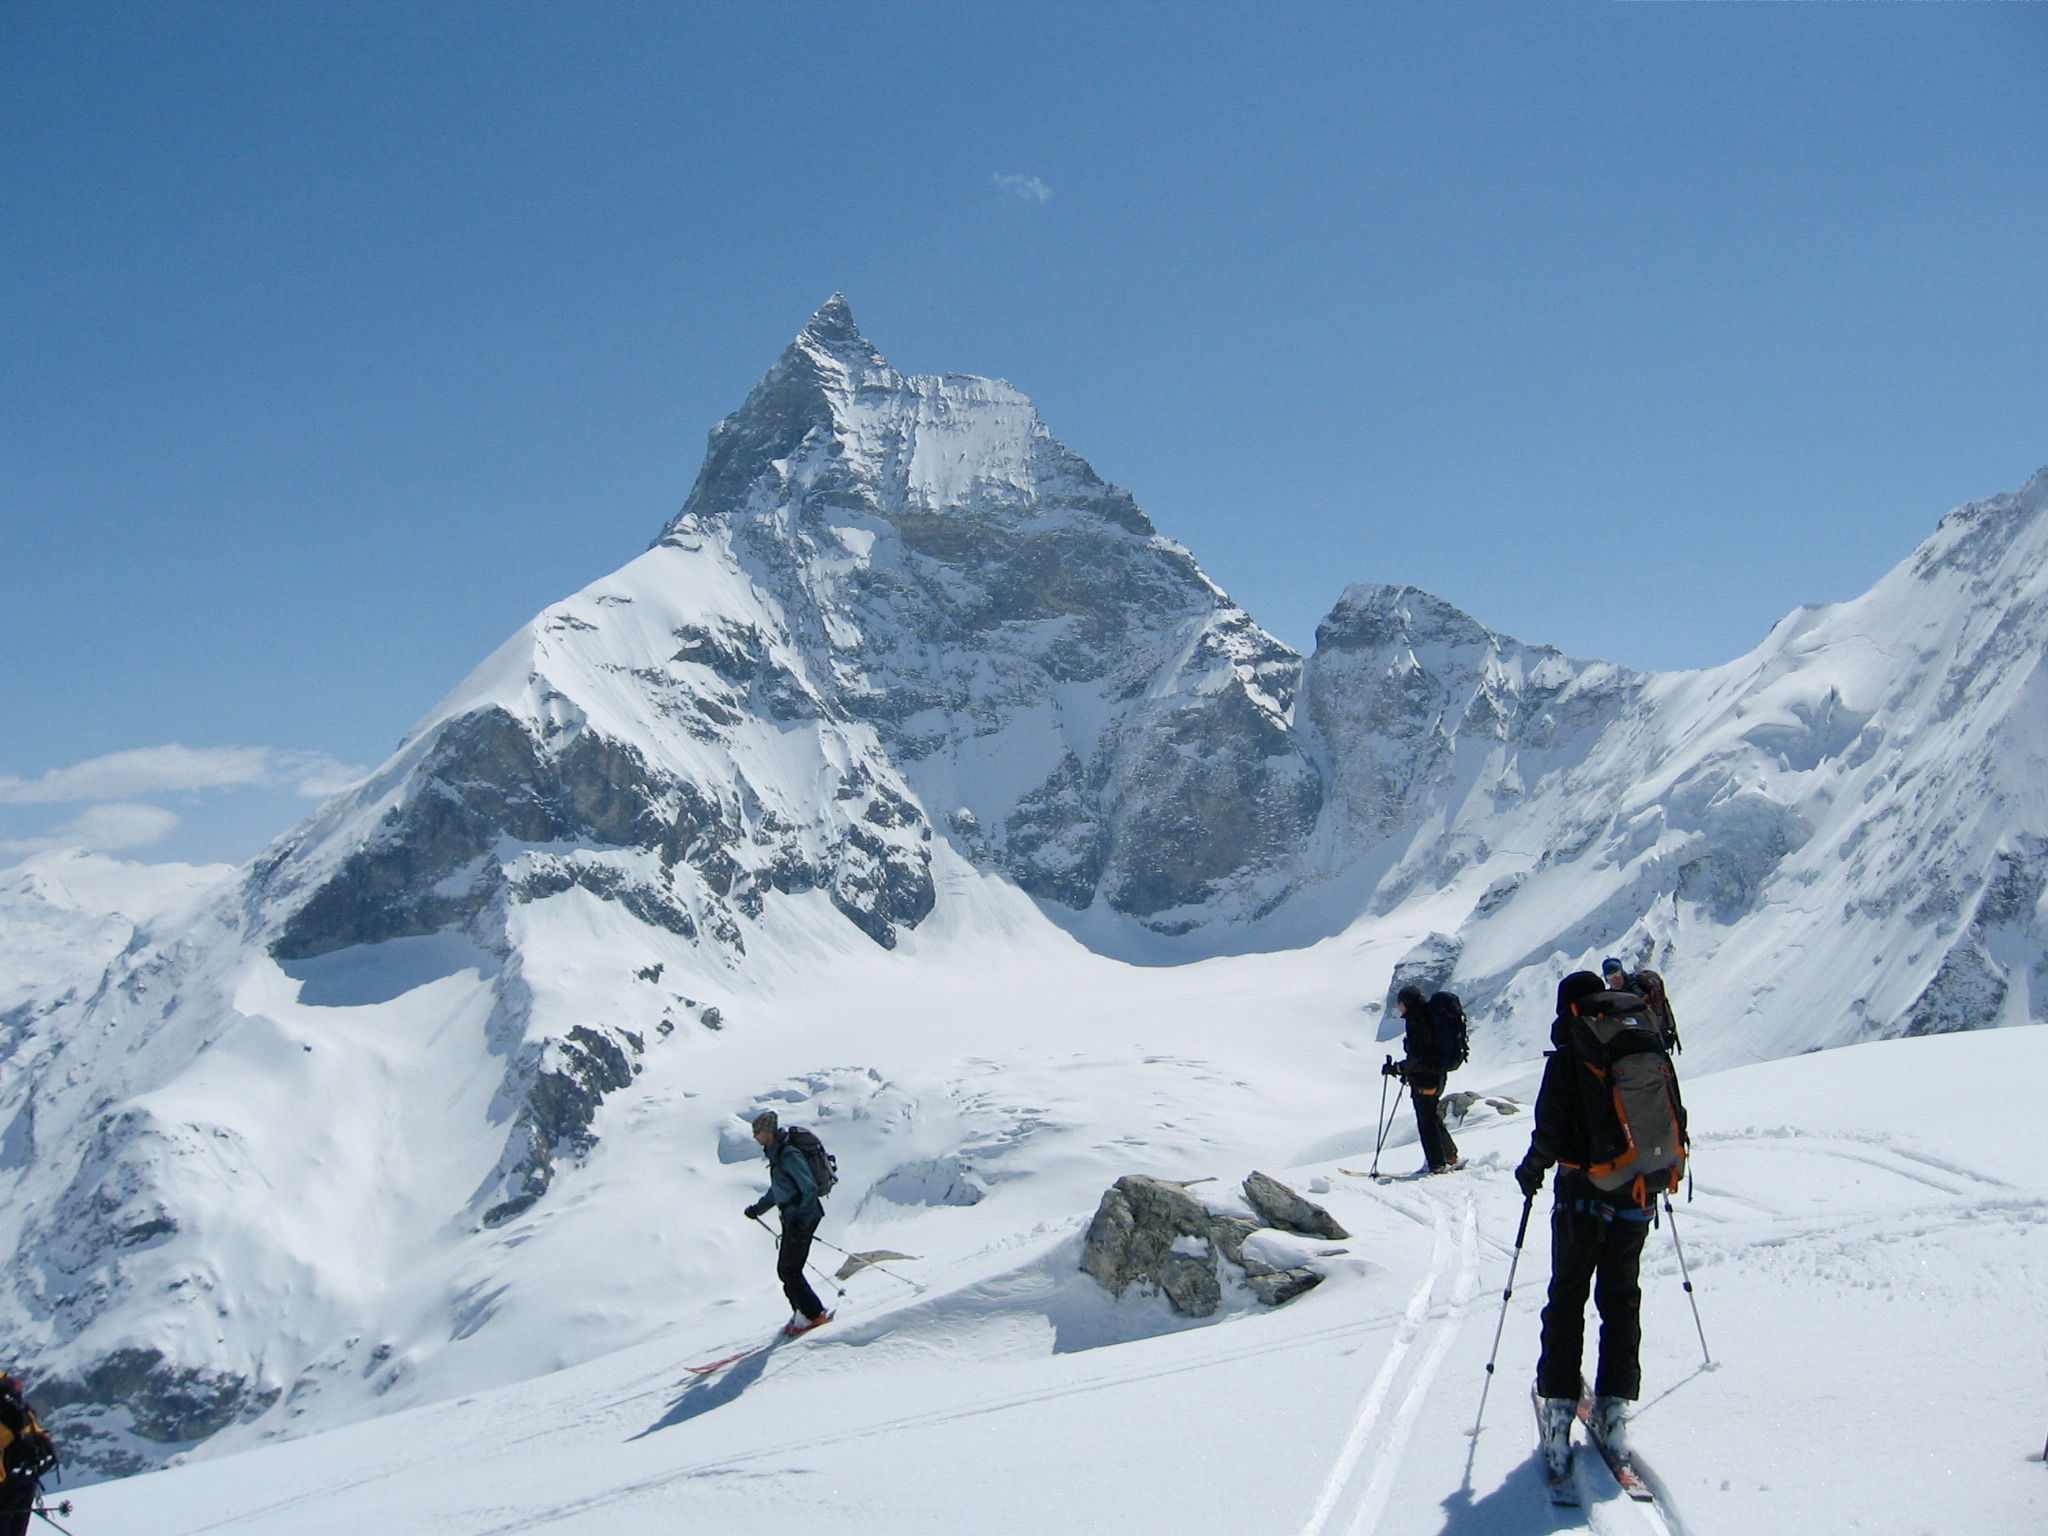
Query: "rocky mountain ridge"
1 297 2043 1477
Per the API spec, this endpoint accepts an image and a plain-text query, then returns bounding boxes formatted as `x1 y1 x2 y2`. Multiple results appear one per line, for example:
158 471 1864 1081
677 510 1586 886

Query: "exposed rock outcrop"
1241 1171 1350 1240
1079 1173 1338 1317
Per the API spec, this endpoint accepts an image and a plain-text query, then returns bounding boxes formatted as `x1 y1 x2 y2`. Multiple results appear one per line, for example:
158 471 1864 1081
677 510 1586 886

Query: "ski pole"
1369 1058 1402 1178
1664 1195 1713 1368
752 1214 848 1300
803 1227 928 1293
33 1498 76 1536
1469 1192 1535 1437
1369 1059 1392 1179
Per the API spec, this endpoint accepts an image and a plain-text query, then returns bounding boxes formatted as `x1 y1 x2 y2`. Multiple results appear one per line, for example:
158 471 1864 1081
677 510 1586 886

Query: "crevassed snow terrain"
1 297 2045 1501
65 1019 2048 1536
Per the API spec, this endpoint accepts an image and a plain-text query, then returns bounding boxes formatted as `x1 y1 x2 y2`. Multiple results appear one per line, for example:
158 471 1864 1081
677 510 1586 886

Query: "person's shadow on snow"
1433 1449 1583 1535
633 1343 778 1438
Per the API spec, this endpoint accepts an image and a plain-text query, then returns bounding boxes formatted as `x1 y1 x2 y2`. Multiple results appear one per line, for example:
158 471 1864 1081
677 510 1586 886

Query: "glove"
1380 1057 1405 1079
744 1201 769 1220
1514 1155 1547 1199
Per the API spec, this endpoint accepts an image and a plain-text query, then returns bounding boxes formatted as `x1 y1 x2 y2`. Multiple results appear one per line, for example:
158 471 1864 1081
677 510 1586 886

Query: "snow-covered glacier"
1 296 2043 1479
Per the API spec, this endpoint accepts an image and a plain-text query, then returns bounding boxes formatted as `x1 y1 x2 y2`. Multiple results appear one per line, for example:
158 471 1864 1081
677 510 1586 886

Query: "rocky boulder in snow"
1241 1170 1349 1240
1080 1174 1331 1317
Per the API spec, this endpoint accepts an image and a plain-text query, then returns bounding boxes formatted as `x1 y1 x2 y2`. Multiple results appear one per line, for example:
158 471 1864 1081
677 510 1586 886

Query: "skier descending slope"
1515 970 1689 1500
741 1112 832 1337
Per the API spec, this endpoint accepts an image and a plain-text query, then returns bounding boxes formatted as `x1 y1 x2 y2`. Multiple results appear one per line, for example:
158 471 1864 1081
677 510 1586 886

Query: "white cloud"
0 803 182 857
992 173 1053 206
0 744 365 805
278 752 369 799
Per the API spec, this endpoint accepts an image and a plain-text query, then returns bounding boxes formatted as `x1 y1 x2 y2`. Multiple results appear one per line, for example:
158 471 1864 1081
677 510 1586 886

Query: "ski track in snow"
435 1292 1449 1536
1341 1194 1479 1536
1297 1189 1481 1536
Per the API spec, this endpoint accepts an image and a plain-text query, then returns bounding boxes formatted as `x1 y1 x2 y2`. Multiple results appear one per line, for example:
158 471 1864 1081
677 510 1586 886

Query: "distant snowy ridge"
1374 465 2048 1067
0 297 2042 1483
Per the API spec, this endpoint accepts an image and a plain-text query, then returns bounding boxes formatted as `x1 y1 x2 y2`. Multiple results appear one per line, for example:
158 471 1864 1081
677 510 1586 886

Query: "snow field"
66 1018 2048 1534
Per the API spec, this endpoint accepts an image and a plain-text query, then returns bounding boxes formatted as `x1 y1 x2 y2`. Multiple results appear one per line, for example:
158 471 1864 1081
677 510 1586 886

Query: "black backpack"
1566 991 1686 1200
1428 991 1469 1071
783 1126 837 1199
1629 968 1682 1054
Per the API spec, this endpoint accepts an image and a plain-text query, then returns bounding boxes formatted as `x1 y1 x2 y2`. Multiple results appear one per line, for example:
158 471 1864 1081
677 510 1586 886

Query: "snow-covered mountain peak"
1317 582 1510 658
669 297 1151 539
1904 459 2048 586
4 297 2044 1489
793 291 877 364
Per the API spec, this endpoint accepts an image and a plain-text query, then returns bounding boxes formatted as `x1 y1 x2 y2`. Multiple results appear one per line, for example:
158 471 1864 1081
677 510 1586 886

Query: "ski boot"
1534 1390 1577 1500
1588 1394 1630 1459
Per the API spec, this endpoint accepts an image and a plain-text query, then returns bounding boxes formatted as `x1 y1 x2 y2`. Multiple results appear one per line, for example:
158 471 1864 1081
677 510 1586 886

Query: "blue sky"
4 0 2044 867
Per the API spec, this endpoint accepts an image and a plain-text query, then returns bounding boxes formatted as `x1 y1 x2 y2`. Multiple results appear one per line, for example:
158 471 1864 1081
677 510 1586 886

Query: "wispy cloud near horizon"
0 802 183 857
0 744 366 805
992 172 1053 206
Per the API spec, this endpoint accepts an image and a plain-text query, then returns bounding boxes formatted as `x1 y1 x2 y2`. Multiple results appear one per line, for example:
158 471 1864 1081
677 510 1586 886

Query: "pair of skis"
683 1310 832 1378
1543 1397 1654 1508
1339 1158 1467 1186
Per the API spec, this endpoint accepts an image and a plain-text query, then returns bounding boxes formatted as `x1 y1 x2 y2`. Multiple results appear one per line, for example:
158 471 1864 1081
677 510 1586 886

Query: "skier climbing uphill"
1515 969 1688 1495
1390 984 1465 1174
742 1110 833 1337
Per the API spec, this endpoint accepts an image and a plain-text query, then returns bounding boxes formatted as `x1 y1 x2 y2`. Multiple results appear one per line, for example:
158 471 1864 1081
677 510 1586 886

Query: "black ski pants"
777 1211 826 1322
1405 1070 1459 1171
1536 1190 1652 1401
0 1475 34 1536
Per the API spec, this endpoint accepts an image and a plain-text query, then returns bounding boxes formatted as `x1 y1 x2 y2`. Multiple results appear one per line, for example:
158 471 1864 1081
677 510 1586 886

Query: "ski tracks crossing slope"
1297 1189 1479 1536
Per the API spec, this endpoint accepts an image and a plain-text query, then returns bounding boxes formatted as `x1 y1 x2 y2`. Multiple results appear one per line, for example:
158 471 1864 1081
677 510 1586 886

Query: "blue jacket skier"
743 1111 829 1333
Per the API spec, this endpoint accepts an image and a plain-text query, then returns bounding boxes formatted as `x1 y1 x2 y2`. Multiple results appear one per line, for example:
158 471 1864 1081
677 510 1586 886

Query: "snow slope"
66 1021 2048 1535
0 851 231 1020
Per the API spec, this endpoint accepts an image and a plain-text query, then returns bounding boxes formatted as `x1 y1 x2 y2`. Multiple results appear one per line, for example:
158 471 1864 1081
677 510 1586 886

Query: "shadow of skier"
632 1344 778 1439
1434 1450 1582 1535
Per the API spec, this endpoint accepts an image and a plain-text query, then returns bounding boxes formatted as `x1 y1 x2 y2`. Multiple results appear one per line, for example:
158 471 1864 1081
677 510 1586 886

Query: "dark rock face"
1079 1174 1334 1317
15 1111 285 1474
482 1024 645 1227
32 1348 278 1476
1080 1175 1218 1305
1241 1171 1350 1240
266 706 935 964
268 708 666 958
1385 933 1463 1021
1303 583 1638 870
1899 836 2048 1037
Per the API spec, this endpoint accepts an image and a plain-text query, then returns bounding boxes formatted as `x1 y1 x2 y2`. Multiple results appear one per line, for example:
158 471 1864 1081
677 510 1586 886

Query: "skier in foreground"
0 1373 57 1536
1515 969 1688 1497
742 1111 832 1337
